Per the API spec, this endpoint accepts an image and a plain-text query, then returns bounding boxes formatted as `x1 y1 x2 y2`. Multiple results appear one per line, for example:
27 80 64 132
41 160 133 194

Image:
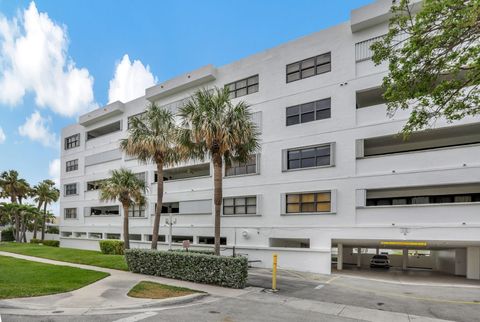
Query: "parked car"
370 254 390 268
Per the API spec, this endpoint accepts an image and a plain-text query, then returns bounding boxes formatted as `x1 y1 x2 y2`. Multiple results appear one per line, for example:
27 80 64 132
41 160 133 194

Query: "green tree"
179 87 259 255
121 104 182 250
0 170 31 242
33 180 59 240
99 168 146 249
371 0 480 135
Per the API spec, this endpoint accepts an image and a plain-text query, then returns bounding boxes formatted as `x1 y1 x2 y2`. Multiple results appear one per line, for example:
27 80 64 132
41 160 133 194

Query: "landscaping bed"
127 281 200 299
0 243 128 271
125 249 248 288
0 255 108 299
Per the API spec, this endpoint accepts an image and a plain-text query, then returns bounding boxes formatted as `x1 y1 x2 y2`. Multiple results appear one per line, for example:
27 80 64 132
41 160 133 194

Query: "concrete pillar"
402 249 408 270
376 248 379 255
466 247 480 280
337 243 343 271
455 248 467 276
357 248 362 268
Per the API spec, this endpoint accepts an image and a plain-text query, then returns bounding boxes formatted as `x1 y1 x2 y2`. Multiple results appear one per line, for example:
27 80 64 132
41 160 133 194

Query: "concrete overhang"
79 101 125 127
145 64 217 102
332 238 480 250
350 0 422 33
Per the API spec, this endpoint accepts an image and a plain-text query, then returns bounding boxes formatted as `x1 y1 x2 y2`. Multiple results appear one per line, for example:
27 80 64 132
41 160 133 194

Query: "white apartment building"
60 0 480 280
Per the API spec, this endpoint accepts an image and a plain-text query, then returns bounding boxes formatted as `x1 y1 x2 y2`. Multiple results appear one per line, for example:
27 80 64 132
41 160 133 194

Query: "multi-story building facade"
60 0 480 279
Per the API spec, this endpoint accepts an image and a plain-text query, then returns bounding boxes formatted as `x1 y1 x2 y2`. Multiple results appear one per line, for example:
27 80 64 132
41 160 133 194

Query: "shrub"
46 226 59 234
42 240 60 247
125 249 248 289
30 238 41 244
0 228 14 242
99 240 124 255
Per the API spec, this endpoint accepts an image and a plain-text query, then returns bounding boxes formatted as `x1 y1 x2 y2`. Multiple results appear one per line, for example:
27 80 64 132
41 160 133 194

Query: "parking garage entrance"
331 239 480 281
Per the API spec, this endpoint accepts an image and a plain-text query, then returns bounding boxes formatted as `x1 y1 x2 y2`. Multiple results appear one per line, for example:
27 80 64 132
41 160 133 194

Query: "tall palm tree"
179 87 259 255
0 170 31 242
100 168 146 249
33 180 59 240
120 104 182 250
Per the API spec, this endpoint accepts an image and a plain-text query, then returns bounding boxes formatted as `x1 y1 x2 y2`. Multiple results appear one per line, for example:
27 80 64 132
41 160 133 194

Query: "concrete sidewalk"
0 252 456 321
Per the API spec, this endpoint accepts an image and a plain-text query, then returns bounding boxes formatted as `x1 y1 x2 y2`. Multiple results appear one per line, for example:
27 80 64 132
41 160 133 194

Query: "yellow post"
272 253 278 291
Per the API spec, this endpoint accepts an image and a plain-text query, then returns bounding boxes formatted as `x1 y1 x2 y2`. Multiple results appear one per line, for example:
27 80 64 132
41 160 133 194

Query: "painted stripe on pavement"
112 311 158 322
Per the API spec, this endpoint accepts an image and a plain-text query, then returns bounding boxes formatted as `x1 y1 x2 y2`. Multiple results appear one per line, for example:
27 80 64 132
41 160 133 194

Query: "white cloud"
108 54 157 103
0 127 5 143
0 2 96 116
48 158 60 187
18 110 58 147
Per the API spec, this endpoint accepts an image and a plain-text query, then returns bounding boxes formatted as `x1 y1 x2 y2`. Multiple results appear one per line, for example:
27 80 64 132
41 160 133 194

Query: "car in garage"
370 254 390 268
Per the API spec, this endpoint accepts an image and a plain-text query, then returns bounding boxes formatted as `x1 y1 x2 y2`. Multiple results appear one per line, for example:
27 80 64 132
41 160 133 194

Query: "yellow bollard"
272 253 278 291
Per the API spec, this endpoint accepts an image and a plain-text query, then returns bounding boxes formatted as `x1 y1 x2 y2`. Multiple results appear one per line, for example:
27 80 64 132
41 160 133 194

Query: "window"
64 183 77 196
171 235 193 243
223 196 257 215
225 155 257 176
86 180 106 191
286 144 331 170
61 231 72 237
356 87 386 109
64 208 77 219
145 235 166 242
89 206 120 216
226 75 259 99
286 98 331 126
128 204 145 217
160 202 179 214
89 232 103 239
106 233 120 240
74 232 86 238
286 192 331 213
66 159 78 172
129 234 142 241
269 238 310 248
286 53 331 83
367 193 480 206
198 236 227 245
65 134 80 150
86 121 121 140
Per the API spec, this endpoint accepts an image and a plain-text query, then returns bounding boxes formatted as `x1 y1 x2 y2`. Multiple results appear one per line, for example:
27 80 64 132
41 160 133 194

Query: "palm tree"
179 87 259 255
33 180 59 240
99 168 146 249
120 104 182 250
0 170 31 242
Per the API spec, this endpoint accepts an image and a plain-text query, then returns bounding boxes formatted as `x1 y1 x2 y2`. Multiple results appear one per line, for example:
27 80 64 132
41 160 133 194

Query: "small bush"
30 238 41 244
99 240 124 255
125 249 248 289
46 226 59 234
42 240 60 247
0 228 14 242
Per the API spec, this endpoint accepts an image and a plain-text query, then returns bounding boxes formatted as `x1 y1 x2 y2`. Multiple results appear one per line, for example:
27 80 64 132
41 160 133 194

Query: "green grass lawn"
0 243 128 271
128 281 200 299
0 255 109 299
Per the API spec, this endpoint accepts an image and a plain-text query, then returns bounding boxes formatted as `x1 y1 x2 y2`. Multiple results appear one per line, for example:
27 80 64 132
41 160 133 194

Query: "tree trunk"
213 153 223 256
33 202 42 239
151 162 164 250
11 196 20 243
123 204 130 249
41 202 47 240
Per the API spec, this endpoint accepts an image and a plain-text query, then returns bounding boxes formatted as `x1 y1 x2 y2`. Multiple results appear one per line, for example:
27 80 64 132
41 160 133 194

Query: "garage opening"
331 239 480 281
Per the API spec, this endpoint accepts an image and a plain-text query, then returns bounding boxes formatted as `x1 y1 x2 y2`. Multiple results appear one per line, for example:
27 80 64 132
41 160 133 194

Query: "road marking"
314 284 325 289
112 311 158 322
325 276 341 284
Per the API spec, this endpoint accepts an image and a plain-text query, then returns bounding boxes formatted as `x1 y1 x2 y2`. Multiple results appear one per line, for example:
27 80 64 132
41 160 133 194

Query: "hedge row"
99 240 124 255
169 249 214 255
125 249 248 288
30 239 59 247
0 228 14 242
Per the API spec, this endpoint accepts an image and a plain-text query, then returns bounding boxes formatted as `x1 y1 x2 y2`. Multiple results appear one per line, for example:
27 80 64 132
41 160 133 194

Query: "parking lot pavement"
247 268 480 322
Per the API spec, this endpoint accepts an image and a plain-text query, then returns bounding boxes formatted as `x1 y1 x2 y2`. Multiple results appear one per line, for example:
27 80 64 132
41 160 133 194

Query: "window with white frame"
285 144 332 170
226 75 259 99
64 183 77 196
64 208 77 219
128 204 146 217
225 155 257 176
66 159 78 172
223 196 257 215
286 192 331 213
286 53 331 83
65 134 80 150
286 98 331 126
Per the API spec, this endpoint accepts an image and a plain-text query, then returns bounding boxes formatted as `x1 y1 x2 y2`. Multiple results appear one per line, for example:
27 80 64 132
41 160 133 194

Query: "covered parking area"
331 239 480 281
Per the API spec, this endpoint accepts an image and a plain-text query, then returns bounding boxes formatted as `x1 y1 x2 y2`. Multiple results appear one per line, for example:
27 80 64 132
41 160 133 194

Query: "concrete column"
337 243 343 271
402 249 408 270
376 248 379 255
466 247 480 280
357 248 362 268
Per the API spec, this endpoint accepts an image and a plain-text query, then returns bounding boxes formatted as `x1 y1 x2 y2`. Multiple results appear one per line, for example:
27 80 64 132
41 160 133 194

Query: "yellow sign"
380 241 427 247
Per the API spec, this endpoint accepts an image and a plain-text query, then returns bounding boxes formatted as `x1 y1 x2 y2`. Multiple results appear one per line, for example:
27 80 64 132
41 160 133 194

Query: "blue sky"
0 0 372 212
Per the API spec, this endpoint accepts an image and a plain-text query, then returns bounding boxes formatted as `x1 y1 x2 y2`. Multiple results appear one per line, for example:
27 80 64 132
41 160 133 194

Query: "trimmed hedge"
30 239 59 247
99 240 124 255
169 249 214 255
1 228 14 242
125 249 248 288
